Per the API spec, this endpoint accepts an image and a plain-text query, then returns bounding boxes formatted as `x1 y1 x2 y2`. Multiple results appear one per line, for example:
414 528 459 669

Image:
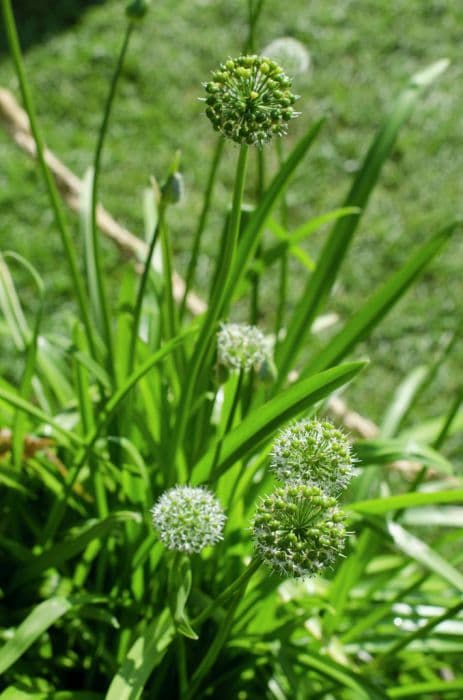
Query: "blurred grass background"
0 0 461 423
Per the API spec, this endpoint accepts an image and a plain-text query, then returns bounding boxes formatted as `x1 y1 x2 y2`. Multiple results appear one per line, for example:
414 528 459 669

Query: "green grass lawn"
1 0 462 425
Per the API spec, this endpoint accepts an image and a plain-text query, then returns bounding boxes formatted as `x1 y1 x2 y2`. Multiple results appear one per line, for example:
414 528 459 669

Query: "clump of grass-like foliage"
0 1 462 698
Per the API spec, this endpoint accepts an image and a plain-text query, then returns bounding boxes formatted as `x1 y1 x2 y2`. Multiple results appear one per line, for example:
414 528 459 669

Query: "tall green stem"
185 560 259 699
192 558 260 626
208 369 244 479
90 21 134 378
173 144 249 470
1 0 95 354
127 210 162 376
180 137 225 319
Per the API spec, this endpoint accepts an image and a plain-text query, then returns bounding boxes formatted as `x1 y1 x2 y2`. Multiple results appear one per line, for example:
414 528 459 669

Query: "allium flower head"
252 484 347 578
151 486 226 554
202 55 299 146
263 37 311 77
217 322 271 373
271 419 355 494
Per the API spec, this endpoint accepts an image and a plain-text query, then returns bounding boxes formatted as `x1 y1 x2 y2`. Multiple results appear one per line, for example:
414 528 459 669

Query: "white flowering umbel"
252 484 347 578
217 322 271 373
263 37 311 77
151 486 226 554
270 419 356 494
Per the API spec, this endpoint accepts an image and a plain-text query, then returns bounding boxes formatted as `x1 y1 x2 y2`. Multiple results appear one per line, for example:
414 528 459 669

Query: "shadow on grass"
0 0 106 56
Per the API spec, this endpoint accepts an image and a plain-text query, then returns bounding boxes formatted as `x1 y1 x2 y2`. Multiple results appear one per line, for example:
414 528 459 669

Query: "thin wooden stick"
0 87 206 316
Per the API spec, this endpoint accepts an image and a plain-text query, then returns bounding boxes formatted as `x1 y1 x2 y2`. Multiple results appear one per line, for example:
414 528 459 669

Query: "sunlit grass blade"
0 387 82 447
277 59 450 380
9 511 142 592
354 437 454 475
351 489 463 515
386 520 463 592
105 608 175 700
303 221 458 375
380 365 429 438
0 596 73 674
296 650 388 700
0 690 103 700
388 679 463 698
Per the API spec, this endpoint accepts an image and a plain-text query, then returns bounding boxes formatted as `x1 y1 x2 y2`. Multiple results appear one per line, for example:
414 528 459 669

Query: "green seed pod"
201 55 300 147
252 484 347 578
161 172 184 205
270 419 356 494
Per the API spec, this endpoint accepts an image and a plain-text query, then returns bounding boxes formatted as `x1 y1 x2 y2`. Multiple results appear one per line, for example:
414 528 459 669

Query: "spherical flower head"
151 486 226 554
202 55 300 146
263 37 311 77
270 419 356 494
252 484 347 578
217 322 271 373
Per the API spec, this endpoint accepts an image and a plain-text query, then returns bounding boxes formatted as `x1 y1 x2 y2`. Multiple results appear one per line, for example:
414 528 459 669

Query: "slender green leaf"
402 506 463 528
10 511 142 591
388 679 463 698
0 597 72 674
0 689 102 700
380 366 429 438
105 609 175 700
351 489 463 515
387 520 463 592
305 222 458 375
297 651 388 700
277 59 450 379
193 361 365 482
354 437 454 474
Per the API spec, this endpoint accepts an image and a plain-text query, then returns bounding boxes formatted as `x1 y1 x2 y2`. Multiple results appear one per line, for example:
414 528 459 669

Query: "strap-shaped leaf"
304 222 458 375
277 59 450 379
193 361 365 483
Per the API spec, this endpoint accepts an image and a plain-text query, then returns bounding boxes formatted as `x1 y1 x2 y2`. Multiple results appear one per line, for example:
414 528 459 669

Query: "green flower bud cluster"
217 322 273 374
161 172 184 206
202 55 300 146
126 0 150 20
151 486 226 554
252 484 347 578
270 419 356 494
252 419 357 578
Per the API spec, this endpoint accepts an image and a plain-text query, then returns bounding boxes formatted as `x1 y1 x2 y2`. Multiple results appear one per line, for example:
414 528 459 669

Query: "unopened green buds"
202 55 300 146
252 483 347 578
126 0 150 20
